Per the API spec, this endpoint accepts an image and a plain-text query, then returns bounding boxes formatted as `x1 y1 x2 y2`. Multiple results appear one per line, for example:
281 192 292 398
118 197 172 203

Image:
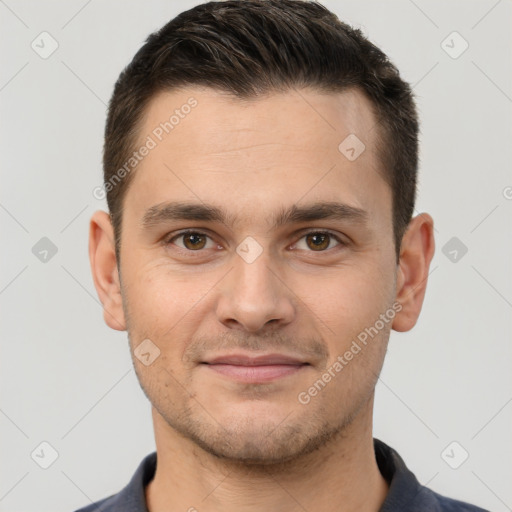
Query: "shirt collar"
103 438 437 511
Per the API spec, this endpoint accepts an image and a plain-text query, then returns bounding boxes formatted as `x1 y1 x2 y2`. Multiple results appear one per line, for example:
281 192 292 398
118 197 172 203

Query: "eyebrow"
141 200 368 230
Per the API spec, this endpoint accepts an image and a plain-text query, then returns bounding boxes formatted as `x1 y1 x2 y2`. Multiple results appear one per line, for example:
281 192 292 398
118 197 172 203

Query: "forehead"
124 86 390 229
139 85 379 156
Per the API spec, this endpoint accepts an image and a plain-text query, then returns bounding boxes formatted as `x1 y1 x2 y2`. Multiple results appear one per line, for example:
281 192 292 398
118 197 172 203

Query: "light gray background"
1 1 511 511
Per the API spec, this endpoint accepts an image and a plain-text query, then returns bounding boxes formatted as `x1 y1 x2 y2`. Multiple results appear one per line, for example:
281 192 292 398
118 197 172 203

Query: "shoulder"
374 438 490 512
416 487 490 512
72 494 117 512
70 451 157 512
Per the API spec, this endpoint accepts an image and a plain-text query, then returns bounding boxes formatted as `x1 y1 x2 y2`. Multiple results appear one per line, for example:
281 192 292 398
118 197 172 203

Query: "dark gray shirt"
73 438 489 512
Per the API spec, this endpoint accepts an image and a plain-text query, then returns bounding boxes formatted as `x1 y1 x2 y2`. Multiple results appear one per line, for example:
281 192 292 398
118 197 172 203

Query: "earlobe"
392 213 435 332
88 210 126 331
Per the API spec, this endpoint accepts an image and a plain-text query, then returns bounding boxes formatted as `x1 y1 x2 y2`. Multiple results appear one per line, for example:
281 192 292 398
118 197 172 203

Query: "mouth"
200 353 310 383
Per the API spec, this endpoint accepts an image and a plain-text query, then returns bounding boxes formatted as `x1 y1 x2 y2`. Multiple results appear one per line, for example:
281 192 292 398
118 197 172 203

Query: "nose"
215 251 296 334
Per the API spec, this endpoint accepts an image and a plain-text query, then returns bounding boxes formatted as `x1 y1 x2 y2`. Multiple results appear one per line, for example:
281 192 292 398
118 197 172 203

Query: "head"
90 0 434 465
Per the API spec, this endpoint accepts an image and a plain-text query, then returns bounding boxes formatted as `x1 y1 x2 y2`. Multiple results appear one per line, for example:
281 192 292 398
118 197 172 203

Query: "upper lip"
202 353 309 366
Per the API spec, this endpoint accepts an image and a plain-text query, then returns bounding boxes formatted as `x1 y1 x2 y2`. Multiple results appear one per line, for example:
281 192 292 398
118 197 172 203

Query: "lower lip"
203 363 307 383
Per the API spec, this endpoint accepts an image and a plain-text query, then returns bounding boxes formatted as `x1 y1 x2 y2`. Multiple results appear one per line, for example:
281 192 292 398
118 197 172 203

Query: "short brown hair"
103 0 419 263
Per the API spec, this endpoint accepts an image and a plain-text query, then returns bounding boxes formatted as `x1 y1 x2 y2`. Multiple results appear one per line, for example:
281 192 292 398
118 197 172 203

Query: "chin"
172 411 341 466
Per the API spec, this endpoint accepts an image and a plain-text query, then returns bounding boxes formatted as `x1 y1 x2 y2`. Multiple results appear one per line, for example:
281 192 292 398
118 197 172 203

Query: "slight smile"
201 353 311 383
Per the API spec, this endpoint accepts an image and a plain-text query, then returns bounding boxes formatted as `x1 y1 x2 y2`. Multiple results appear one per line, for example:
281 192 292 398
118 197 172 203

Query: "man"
80 0 488 510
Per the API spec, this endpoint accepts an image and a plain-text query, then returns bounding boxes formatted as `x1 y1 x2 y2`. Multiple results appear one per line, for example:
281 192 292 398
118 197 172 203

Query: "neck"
145 396 389 512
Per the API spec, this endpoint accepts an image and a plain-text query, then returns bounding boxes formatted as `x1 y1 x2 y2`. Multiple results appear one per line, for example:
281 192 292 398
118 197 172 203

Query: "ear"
392 213 435 332
88 210 126 331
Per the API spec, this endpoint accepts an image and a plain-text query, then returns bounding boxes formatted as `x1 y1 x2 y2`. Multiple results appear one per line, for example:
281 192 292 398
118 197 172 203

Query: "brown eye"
293 231 342 252
166 231 213 251
182 232 207 250
305 232 331 251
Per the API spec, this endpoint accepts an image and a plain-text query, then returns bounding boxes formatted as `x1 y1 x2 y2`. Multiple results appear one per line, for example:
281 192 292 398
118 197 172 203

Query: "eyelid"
164 228 347 252
290 228 347 250
164 229 219 250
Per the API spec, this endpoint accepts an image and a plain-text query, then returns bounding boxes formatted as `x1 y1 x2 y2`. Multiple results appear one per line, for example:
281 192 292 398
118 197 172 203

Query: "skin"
89 86 435 512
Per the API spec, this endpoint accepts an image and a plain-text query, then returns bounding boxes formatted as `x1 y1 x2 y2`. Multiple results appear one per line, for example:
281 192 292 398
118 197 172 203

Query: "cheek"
298 267 394 403
311 274 392 404
297 264 392 341
121 258 219 352
126 257 192 312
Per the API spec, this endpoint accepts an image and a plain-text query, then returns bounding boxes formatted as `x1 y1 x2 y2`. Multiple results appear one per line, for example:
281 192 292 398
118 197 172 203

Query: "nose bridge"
235 250 277 299
215 242 295 332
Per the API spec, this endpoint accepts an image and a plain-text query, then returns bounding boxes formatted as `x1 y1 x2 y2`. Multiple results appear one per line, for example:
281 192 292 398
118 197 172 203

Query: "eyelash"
163 229 347 254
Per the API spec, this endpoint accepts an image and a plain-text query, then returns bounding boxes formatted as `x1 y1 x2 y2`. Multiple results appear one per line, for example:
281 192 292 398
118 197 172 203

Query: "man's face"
118 86 398 463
